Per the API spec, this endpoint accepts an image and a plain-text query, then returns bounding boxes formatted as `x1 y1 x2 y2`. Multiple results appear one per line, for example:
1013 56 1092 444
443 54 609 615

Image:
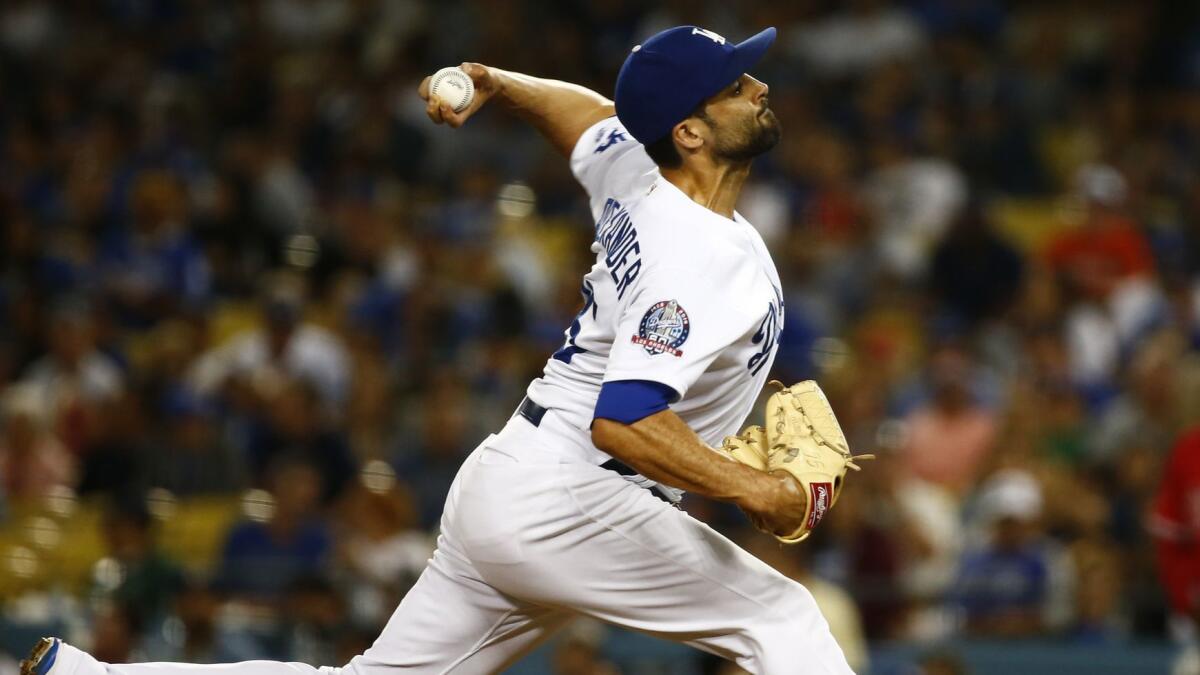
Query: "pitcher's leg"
111 660 339 675
578 505 849 673
348 534 571 675
28 534 568 675
480 467 854 674
22 641 340 675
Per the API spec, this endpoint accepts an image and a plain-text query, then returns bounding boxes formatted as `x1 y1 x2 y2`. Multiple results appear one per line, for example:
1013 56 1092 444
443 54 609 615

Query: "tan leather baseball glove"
719 425 769 471
720 380 874 543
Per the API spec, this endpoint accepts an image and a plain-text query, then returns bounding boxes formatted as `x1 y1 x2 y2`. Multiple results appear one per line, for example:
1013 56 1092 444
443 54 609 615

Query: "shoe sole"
19 638 56 675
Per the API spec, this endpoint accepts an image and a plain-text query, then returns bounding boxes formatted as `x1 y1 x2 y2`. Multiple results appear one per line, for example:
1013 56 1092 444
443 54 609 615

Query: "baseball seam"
432 68 474 113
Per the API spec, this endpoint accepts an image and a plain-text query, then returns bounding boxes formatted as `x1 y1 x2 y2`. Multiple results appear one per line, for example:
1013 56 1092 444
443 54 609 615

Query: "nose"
749 75 769 104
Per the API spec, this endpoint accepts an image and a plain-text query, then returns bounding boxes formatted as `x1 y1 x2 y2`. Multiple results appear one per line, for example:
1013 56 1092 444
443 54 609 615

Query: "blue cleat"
20 638 60 675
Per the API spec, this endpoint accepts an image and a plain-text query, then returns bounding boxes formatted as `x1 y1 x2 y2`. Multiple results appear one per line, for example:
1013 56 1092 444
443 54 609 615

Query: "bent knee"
737 583 852 674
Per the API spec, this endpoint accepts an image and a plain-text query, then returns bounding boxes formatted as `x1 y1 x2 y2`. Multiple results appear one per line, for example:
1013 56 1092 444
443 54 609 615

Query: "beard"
710 107 782 163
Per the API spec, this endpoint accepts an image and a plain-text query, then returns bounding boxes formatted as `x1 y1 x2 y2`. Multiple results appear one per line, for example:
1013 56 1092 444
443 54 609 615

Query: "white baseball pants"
69 417 853 674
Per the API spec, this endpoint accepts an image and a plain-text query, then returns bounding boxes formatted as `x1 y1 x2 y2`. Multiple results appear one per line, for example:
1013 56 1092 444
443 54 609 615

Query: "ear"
671 117 708 154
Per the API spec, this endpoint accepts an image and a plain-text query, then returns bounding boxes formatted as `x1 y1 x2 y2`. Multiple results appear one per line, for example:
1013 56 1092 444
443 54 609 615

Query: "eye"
733 82 742 96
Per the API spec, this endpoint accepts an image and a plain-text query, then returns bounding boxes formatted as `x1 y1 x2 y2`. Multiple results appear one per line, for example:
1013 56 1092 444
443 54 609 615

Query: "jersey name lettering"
748 285 784 375
595 198 642 300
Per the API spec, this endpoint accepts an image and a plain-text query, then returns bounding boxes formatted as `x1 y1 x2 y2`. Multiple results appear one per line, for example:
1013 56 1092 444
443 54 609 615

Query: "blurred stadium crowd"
0 0 1199 673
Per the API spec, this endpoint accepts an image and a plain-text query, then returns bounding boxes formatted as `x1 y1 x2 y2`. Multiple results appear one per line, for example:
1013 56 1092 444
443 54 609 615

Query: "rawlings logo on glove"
807 482 832 530
719 380 874 544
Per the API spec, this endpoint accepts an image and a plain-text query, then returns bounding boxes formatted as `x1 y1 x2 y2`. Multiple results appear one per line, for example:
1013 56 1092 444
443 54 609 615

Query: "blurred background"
0 0 1198 673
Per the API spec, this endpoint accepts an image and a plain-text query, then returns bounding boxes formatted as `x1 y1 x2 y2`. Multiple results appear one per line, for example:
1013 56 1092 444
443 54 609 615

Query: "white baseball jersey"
44 119 853 675
526 117 785 471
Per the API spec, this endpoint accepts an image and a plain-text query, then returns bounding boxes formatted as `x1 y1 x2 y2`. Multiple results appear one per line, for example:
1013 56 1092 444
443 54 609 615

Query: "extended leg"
348 535 569 675
25 533 569 675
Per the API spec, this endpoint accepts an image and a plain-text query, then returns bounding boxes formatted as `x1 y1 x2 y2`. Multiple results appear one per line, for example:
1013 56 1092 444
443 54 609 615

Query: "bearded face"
702 103 782 163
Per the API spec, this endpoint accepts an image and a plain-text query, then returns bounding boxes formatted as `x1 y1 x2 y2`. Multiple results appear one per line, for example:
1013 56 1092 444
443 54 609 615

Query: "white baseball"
429 67 475 113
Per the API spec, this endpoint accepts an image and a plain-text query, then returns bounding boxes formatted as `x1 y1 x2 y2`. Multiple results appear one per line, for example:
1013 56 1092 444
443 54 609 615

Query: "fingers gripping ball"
764 380 874 543
429 67 475 113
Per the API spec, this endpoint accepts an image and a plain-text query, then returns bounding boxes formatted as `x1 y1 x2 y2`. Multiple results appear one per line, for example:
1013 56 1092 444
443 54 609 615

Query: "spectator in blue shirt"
99 171 211 327
215 458 332 603
953 469 1072 637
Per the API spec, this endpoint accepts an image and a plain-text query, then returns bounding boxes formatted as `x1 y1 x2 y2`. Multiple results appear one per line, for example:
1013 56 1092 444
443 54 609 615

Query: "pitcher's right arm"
419 63 615 158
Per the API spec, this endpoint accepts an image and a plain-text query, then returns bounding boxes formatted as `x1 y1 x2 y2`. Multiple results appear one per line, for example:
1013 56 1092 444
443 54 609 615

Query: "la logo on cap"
691 27 726 44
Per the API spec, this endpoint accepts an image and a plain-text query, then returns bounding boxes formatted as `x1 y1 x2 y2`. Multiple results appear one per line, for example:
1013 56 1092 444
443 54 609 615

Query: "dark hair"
640 104 712 169
643 133 682 168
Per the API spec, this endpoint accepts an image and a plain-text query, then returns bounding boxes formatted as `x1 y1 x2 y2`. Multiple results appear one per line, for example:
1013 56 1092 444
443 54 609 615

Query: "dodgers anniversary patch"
632 300 689 356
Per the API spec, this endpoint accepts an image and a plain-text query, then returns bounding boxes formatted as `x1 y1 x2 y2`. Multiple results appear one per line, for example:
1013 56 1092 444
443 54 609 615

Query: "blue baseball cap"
615 26 777 145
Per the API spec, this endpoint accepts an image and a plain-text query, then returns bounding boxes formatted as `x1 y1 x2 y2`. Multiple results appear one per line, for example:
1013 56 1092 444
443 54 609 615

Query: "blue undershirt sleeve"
592 379 680 426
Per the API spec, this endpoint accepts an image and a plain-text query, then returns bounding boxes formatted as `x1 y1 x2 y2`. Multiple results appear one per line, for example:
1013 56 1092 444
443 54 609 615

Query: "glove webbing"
768 380 876 470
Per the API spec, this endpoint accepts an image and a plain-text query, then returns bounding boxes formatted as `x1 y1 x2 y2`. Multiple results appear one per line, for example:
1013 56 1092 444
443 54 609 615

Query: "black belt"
517 395 549 427
516 396 674 505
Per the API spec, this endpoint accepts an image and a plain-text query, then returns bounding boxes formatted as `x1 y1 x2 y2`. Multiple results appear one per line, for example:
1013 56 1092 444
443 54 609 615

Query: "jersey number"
594 128 627 154
552 280 598 364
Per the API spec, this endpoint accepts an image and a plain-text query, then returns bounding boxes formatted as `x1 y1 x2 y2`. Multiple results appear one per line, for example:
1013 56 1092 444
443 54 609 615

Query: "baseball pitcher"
24 25 866 675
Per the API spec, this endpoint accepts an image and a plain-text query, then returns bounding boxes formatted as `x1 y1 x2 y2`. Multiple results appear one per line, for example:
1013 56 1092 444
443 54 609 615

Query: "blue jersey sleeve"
592 379 678 425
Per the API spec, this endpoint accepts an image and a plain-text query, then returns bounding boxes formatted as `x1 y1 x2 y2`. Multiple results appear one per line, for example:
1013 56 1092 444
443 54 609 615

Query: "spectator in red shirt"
1149 427 1200 647
1046 164 1155 302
